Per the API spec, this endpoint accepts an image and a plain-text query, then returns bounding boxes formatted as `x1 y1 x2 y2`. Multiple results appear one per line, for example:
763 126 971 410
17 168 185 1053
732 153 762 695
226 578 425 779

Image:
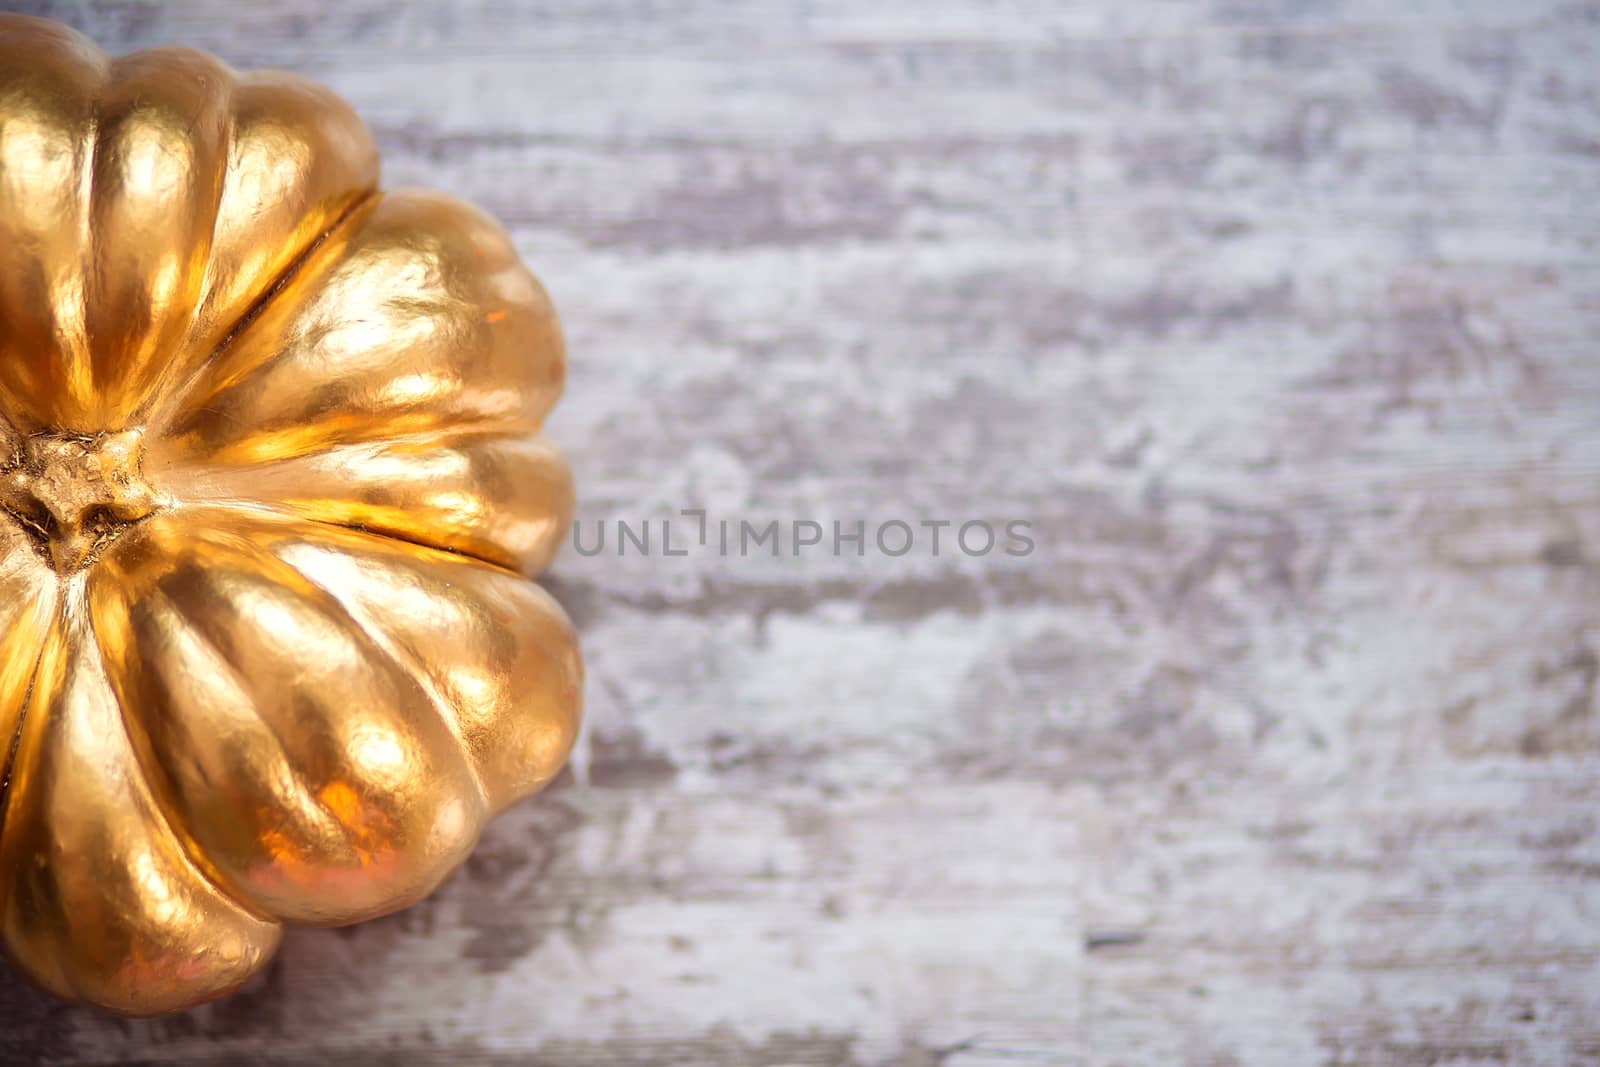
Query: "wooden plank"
2 0 1599 1063
6 787 1087 1066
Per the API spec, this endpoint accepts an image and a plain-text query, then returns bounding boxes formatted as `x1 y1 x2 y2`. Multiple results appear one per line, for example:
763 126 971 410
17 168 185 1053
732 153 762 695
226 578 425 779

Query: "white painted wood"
2 1 1598 1063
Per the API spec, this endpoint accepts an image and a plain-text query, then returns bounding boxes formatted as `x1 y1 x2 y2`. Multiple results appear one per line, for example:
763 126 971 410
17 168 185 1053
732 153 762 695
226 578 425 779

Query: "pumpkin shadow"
0 906 399 1052
0 957 78 1066
0 796 590 1059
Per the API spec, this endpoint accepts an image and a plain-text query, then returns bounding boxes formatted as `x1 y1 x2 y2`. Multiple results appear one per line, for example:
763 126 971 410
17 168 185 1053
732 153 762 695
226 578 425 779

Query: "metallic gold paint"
0 15 581 1015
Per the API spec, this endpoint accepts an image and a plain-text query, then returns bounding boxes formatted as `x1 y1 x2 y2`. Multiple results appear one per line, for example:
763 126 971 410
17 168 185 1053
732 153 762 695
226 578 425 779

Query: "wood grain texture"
3 0 1599 1064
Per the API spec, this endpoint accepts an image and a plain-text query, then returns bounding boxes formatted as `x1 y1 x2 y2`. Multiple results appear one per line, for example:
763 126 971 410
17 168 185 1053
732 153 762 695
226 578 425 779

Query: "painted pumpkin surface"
0 15 582 1014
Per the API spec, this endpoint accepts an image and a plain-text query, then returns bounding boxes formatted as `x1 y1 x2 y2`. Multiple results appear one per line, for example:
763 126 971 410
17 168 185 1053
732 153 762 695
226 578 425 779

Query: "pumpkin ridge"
141 188 383 438
187 411 547 471
119 70 235 424
57 34 100 424
266 541 496 814
284 507 530 578
219 538 490 924
85 47 237 425
272 504 532 577
205 535 488 906
87 515 488 926
0 591 59 920
85 578 309 926
250 518 581 815
0 593 283 1011
149 422 572 576
0 16 106 429
71 585 287 927
147 189 564 468
159 494 545 579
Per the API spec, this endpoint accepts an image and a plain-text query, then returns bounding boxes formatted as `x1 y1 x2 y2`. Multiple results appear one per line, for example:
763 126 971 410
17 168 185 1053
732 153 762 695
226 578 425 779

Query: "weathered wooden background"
3 1 1599 1064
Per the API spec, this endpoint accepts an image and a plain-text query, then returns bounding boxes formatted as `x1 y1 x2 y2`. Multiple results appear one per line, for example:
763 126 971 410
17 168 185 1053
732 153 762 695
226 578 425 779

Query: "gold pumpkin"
0 15 581 1014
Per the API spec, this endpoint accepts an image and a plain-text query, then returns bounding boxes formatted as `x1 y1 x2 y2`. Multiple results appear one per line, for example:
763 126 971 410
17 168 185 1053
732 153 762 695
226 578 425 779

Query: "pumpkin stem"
0 428 162 572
